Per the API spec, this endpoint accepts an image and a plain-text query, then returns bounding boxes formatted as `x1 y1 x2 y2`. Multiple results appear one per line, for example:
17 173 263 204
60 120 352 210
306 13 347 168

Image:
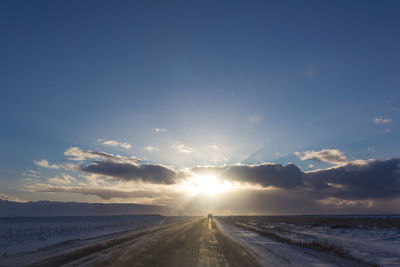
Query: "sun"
182 174 231 196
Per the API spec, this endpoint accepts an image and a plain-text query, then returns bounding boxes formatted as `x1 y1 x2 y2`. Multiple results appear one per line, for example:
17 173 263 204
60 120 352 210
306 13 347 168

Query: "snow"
273 224 400 266
216 216 400 267
215 218 338 267
0 215 185 265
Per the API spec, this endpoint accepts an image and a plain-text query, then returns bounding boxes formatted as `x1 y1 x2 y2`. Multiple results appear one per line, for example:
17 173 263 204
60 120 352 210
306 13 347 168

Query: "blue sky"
1 1 399 213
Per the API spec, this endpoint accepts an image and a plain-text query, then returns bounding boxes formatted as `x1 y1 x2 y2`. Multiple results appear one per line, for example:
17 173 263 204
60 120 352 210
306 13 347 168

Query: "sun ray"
180 174 232 196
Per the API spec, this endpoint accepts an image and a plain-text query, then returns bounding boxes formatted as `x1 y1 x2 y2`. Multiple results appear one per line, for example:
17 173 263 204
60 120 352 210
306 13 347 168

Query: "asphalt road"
31 217 260 267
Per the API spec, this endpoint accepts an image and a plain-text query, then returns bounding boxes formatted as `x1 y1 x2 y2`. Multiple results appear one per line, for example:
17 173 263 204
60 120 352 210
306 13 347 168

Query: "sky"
1 0 400 215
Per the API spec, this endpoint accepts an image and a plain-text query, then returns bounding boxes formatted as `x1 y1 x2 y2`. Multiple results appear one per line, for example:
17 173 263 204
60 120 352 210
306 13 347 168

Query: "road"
31 217 260 267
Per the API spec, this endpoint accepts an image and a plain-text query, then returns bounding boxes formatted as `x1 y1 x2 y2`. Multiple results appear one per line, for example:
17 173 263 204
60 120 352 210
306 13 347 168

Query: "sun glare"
182 174 231 196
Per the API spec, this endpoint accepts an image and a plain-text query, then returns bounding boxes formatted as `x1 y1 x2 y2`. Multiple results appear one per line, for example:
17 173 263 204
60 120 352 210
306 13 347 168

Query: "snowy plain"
1 214 399 266
216 215 400 267
0 215 185 266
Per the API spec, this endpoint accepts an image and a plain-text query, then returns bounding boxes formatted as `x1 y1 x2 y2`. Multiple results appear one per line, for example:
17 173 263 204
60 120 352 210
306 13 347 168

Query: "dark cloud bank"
81 161 176 184
80 157 400 204
191 164 304 188
51 147 400 213
305 159 400 200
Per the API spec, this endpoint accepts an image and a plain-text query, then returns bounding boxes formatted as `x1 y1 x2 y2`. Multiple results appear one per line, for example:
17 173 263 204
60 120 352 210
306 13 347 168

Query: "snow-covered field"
2 215 399 266
0 215 185 265
217 215 400 267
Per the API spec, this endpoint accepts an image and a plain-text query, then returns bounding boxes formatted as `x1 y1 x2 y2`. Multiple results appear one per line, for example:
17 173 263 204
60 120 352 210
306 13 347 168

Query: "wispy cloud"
373 117 392 124
48 174 78 185
144 146 158 152
0 193 26 202
155 128 166 133
295 149 348 165
65 147 113 161
34 159 62 169
172 143 194 153
33 159 77 171
22 169 39 177
64 147 139 164
100 139 131 149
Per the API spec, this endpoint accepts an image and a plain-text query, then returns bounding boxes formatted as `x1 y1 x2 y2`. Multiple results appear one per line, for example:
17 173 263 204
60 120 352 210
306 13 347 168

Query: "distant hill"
0 200 170 217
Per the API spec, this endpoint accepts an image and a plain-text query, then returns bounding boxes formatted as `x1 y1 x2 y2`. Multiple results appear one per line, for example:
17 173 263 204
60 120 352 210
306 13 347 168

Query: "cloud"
81 161 177 184
27 145 400 214
191 163 304 189
32 186 157 200
28 169 38 175
78 157 303 189
55 147 400 199
48 174 78 185
172 143 194 153
182 159 400 215
22 169 39 177
144 146 158 152
101 139 131 149
75 149 303 188
373 117 392 124
155 128 166 133
34 159 62 169
0 193 26 202
191 159 400 201
64 147 140 164
304 159 400 200
295 149 348 165
62 147 176 184
33 159 77 171
247 114 263 124
65 147 113 161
